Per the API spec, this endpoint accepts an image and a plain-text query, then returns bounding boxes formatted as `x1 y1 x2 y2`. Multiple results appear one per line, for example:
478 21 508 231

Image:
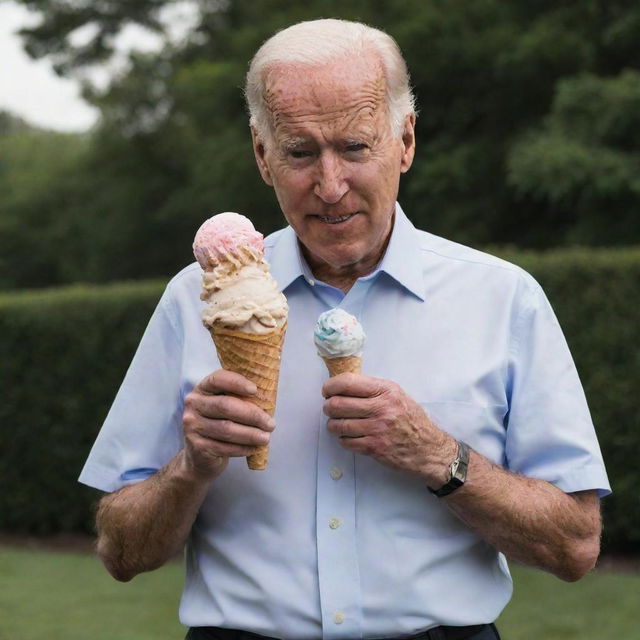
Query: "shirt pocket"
418 400 508 466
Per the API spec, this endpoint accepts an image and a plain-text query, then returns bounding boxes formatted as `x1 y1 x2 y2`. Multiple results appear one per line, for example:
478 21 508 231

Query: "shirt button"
328 517 342 530
307 279 315 286
330 466 343 480
333 611 345 624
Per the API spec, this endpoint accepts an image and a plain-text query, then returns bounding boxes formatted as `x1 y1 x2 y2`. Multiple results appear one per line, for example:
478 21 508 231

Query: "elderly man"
80 18 610 640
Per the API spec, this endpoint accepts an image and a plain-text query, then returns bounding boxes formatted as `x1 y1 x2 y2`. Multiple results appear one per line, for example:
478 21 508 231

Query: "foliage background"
1 250 638 552
1 1 639 555
2 0 640 291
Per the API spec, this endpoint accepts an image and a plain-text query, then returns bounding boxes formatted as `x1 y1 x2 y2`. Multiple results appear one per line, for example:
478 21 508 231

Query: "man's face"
252 55 415 282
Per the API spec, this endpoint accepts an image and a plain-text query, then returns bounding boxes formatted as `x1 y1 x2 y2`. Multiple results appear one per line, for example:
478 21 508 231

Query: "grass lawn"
0 546 184 640
497 562 638 639
0 545 637 639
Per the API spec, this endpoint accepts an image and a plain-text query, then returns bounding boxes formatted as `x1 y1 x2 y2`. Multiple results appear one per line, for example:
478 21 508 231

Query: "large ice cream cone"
193 212 289 470
210 322 287 470
322 354 362 377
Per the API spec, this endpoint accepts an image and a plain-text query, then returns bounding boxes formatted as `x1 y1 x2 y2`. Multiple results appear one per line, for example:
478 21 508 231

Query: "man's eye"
345 143 367 153
290 150 312 159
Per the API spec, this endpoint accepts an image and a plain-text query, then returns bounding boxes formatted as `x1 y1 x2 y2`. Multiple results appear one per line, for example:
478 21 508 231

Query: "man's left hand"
322 373 456 485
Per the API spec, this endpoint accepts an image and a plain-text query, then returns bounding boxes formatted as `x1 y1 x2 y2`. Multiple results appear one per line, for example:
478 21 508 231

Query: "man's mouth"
317 213 356 224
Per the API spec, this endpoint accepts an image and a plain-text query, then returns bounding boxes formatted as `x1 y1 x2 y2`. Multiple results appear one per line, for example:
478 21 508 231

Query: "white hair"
245 18 416 140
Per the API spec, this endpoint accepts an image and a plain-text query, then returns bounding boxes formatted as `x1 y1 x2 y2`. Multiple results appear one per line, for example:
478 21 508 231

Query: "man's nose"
313 152 349 203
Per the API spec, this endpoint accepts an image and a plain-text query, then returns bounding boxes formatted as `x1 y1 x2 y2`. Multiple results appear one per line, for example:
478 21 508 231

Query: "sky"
0 2 99 131
0 1 198 132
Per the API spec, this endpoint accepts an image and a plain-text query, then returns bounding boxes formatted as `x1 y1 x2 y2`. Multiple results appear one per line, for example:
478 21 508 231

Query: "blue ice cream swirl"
314 308 366 358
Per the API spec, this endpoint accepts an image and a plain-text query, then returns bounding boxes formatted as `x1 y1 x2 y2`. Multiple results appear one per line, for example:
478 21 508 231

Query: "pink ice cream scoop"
193 212 264 270
192 211 288 334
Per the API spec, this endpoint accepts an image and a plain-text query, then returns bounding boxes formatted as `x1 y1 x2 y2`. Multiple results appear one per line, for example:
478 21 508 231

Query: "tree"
0 116 90 288
5 0 640 290
13 0 168 74
507 71 640 245
0 110 32 134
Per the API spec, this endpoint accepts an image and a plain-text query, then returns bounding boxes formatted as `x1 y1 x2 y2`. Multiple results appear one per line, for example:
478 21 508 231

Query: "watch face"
455 442 470 480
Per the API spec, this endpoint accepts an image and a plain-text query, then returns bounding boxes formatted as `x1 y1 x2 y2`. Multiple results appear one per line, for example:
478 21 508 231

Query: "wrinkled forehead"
261 57 388 135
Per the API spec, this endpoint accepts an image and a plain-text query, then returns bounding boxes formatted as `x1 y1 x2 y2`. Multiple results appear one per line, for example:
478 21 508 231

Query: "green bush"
0 280 165 534
502 247 640 552
1 249 638 551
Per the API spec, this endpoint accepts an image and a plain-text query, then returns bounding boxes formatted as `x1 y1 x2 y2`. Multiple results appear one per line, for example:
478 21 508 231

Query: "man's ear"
251 125 273 186
400 113 416 174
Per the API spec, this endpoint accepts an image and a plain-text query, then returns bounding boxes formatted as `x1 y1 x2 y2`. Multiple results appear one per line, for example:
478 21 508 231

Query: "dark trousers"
185 623 501 640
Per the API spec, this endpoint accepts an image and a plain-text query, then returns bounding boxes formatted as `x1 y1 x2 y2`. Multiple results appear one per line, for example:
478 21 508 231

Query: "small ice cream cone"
314 308 366 377
210 322 287 469
322 354 362 377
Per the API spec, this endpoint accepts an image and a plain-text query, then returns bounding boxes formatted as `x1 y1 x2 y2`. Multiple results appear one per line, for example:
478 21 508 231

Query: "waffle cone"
209 322 287 470
322 355 362 376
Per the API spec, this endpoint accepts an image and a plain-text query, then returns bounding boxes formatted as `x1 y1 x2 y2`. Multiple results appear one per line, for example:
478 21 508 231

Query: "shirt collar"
265 226 309 293
376 203 425 301
266 202 425 301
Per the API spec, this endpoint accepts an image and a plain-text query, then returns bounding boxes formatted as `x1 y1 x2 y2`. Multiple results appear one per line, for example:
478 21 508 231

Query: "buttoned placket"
315 403 363 638
313 277 375 638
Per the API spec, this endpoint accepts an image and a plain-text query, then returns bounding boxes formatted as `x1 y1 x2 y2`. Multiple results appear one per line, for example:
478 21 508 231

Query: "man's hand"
323 373 602 582
322 373 456 486
182 370 275 479
97 368 275 582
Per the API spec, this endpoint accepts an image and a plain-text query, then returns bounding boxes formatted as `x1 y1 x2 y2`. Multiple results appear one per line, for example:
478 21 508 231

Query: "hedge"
1 248 639 552
0 281 163 535
501 247 640 552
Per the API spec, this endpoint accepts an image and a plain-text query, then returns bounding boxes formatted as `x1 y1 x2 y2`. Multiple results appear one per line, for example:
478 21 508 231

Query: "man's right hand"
96 370 270 581
181 370 275 479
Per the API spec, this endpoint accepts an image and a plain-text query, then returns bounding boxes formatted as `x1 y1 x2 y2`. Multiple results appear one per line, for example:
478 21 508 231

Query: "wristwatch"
429 440 470 498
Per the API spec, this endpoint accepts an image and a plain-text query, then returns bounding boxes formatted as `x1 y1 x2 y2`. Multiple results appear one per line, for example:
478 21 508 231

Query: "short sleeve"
504 277 611 497
78 290 185 493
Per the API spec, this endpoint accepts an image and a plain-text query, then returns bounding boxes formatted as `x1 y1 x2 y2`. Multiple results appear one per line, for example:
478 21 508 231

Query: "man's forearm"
96 450 211 581
94 369 277 581
445 450 602 582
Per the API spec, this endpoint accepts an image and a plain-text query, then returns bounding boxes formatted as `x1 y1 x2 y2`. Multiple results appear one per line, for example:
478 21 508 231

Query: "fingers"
187 422 268 458
181 370 276 476
326 417 384 461
197 369 258 398
322 376 453 477
322 373 394 420
322 372 388 399
187 391 275 431
190 413 272 446
323 394 382 420
322 375 395 444
326 416 370 439
188 369 273 430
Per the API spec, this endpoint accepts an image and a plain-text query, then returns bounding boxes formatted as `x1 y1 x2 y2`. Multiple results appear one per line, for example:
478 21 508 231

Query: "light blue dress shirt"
79 204 610 639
